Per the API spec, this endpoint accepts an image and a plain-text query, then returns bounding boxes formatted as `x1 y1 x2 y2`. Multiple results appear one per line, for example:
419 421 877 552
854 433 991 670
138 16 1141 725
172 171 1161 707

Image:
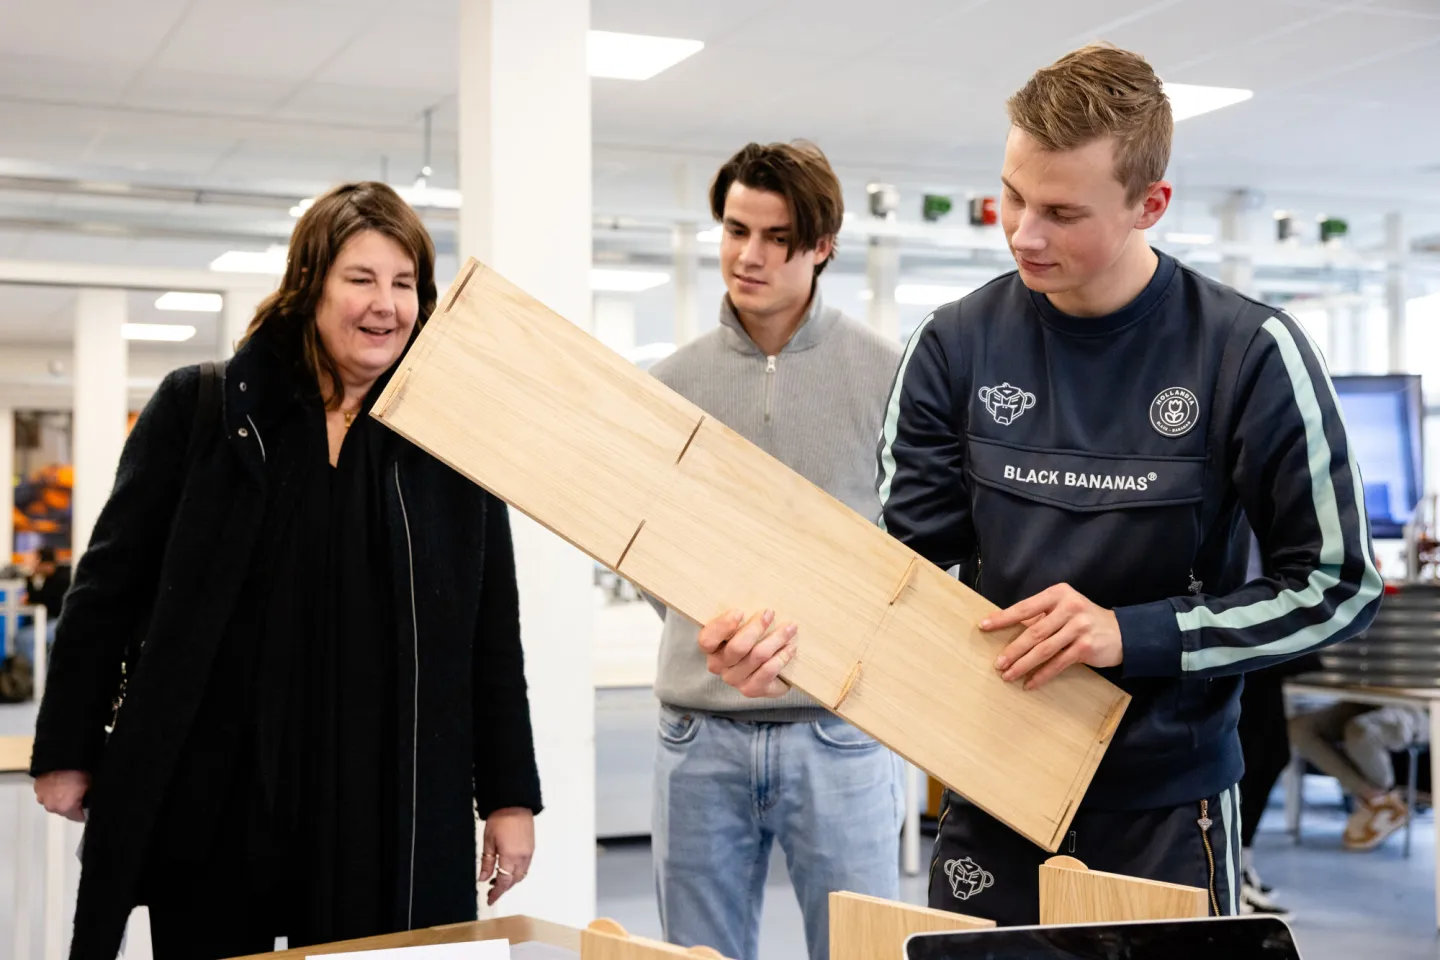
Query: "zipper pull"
766 355 776 373
1197 799 1212 831
1188 570 1203 595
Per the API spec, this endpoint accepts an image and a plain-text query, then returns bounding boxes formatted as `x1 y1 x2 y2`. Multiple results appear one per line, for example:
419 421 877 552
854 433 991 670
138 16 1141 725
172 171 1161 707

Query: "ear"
813 234 835 266
1135 181 1172 231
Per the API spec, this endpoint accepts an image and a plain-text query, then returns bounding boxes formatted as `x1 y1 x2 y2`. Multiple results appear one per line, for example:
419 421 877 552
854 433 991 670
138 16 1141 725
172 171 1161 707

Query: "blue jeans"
653 707 904 960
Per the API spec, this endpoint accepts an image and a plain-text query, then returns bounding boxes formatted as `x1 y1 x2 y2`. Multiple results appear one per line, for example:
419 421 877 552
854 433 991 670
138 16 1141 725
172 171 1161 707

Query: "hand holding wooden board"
373 258 1130 851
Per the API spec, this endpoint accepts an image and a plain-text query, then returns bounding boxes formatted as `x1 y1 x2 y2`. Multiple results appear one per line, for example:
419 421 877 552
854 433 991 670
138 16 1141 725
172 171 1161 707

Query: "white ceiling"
0 0 1438 342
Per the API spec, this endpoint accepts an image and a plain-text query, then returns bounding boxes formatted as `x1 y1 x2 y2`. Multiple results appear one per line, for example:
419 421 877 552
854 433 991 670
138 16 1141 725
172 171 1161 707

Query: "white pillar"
1219 190 1256 297
72 289 128 560
593 296 637 357
673 162 701 346
1385 211 1406 373
0 407 12 566
459 0 596 928
866 237 901 341
222 283 272 359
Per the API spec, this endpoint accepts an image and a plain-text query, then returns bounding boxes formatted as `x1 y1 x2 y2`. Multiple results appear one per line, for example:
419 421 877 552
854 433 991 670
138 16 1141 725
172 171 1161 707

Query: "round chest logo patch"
1150 387 1199 437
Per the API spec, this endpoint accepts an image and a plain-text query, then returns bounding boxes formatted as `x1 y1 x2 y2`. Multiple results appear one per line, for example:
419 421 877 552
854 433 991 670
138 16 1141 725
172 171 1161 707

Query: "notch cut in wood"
1037 855 1209 926
376 368 413 419
445 260 481 313
888 556 920 605
616 519 647 570
676 416 705 465
833 661 863 709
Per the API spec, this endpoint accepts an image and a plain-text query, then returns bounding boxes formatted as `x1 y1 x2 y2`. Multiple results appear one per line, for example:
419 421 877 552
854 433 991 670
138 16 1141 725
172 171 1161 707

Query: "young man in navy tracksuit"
698 44 1381 925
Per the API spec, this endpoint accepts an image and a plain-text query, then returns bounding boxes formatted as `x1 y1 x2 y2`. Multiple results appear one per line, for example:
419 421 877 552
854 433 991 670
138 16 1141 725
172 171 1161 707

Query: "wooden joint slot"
888 556 920 605
833 661 863 709
1099 696 1129 744
1049 799 1075 851
445 260 481 313
676 416 706 465
615 519 647 571
376 369 413 419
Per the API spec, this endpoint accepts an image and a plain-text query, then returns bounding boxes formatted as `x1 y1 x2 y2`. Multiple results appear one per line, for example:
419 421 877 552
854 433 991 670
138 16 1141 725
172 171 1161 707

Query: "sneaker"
1243 862 1274 896
1342 791 1408 851
1240 882 1290 916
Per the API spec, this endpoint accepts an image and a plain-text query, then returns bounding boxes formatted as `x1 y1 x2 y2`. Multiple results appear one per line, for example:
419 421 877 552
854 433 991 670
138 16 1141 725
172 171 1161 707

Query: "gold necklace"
342 408 358 430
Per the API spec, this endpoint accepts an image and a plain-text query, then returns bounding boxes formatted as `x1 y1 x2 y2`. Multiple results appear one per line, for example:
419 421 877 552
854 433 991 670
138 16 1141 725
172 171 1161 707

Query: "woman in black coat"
30 182 542 960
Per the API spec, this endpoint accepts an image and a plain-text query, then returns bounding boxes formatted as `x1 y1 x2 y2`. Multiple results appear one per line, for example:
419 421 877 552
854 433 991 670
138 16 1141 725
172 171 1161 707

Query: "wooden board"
373 258 1130 851
0 735 32 773
232 915 582 958
1038 856 1210 925
582 920 729 959
829 892 991 960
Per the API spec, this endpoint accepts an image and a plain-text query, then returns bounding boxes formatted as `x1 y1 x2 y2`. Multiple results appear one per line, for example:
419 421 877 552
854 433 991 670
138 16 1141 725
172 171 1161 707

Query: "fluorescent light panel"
896 284 972 305
1163 82 1253 122
696 226 723 243
591 268 670 292
210 246 288 275
1164 232 1215 245
124 323 196 342
155 291 222 312
588 30 704 80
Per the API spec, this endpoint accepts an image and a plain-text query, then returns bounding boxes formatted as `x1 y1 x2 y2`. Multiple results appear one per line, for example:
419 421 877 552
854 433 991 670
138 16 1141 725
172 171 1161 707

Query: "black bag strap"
186 360 224 470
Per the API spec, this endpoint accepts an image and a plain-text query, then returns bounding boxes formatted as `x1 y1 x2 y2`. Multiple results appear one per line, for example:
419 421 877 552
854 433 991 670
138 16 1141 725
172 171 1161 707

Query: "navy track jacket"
876 251 1382 811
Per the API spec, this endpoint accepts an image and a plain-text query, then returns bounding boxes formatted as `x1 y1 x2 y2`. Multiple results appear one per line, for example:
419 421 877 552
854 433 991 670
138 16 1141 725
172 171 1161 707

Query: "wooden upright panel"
374 259 1130 851
582 920 730 959
1038 856 1211 925
0 735 32 773
829 892 992 960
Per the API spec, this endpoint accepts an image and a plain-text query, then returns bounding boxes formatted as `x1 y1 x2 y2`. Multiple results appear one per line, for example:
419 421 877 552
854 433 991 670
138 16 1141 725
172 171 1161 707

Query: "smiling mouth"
735 276 765 286
358 324 394 336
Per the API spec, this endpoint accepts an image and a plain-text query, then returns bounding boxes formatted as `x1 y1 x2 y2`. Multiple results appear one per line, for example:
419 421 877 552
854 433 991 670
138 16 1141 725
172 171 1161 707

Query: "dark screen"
904 916 1301 960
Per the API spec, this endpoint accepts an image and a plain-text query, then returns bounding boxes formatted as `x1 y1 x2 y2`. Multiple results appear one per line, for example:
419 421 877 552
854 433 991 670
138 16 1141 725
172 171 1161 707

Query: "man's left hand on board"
981 583 1123 690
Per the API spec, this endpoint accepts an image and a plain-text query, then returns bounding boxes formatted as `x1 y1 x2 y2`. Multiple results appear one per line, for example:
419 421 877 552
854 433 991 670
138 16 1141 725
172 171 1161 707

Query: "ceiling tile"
310 16 456 90
152 0 365 82
123 69 295 116
0 0 189 67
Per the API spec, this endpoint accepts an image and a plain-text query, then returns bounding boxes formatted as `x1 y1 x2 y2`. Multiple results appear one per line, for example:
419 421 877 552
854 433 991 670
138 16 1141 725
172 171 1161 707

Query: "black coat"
31 332 542 959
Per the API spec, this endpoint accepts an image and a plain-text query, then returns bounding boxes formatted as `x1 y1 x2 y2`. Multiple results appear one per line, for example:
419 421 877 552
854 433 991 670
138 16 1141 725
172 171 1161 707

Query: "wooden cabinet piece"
1038 856 1211 925
582 919 730 959
374 259 1130 851
829 891 992 960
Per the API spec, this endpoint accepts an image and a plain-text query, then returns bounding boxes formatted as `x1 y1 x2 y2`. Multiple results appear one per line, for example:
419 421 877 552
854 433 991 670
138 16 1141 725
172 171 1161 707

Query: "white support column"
866 237 901 341
593 296 637 357
222 282 272 359
459 0 595 928
72 289 128 560
1218 190 1256 297
0 406 12 565
673 162 701 347
1386 211 1407 373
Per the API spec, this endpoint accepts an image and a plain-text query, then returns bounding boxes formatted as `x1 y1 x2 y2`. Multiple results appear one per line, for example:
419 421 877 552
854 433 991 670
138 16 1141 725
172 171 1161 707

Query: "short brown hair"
1006 44 1173 204
710 141 844 276
241 182 438 409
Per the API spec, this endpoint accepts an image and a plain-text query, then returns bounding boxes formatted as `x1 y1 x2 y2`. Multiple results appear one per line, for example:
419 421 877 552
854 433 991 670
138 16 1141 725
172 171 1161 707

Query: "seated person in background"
1288 703 1429 851
26 546 71 623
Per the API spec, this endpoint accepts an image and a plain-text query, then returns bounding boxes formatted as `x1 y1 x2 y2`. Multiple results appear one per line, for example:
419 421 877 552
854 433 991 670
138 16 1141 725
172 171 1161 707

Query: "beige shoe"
1343 791 1408 851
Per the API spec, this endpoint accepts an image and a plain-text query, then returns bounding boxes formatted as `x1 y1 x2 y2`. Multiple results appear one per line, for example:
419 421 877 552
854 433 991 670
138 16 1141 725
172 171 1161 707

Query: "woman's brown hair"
241 181 438 409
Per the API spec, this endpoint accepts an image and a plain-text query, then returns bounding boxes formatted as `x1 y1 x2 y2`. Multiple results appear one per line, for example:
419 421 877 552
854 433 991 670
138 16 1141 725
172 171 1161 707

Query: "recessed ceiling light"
588 31 704 80
123 323 197 342
591 268 671 292
394 185 463 209
155 292 223 312
1163 82 1253 122
210 246 288 274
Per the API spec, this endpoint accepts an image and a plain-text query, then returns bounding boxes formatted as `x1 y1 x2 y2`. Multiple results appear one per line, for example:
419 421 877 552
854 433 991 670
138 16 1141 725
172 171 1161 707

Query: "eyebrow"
344 264 416 278
724 216 791 234
1000 177 1089 213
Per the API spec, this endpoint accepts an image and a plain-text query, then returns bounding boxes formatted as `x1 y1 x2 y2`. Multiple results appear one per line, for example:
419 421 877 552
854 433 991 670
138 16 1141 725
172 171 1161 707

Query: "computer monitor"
903 915 1302 959
1332 374 1425 539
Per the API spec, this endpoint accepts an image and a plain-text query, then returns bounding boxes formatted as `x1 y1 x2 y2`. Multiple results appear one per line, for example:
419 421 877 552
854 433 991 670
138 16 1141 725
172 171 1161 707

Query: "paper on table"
309 940 511 960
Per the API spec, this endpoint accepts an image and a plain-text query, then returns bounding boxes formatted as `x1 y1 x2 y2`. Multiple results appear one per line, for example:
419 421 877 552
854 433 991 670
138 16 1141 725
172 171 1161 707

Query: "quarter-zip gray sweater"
647 288 903 721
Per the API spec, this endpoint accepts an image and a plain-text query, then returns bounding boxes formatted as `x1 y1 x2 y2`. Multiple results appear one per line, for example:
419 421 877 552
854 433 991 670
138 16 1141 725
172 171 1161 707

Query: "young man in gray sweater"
646 141 904 960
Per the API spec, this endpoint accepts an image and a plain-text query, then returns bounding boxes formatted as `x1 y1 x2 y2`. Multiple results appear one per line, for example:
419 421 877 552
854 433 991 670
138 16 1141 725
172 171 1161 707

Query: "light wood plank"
1038 857 1210 926
582 920 731 959
374 258 1130 852
0 735 32 773
829 892 991 960
232 915 582 958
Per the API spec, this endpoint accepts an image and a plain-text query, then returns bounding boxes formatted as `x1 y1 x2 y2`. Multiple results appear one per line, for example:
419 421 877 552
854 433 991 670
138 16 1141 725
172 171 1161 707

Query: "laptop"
904 916 1302 959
